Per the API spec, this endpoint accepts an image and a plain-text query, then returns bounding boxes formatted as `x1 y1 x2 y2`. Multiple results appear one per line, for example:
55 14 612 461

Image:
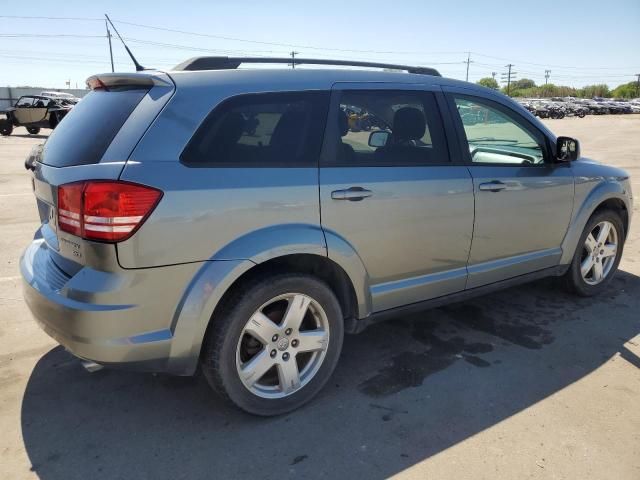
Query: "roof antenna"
104 14 146 72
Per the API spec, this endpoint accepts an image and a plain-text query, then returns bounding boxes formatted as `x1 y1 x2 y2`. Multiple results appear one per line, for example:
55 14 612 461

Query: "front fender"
560 176 631 265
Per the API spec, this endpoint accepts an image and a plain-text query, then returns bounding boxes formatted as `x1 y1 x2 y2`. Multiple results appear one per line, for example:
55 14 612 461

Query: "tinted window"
453 96 546 165
40 87 148 167
330 90 448 166
181 92 329 167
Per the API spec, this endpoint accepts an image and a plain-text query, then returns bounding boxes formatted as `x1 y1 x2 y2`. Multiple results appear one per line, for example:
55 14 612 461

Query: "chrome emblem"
276 338 289 351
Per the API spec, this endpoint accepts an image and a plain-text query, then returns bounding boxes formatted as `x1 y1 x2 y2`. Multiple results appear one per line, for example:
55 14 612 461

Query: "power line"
1 16 637 85
0 15 101 21
0 33 104 38
2 15 639 72
112 18 458 55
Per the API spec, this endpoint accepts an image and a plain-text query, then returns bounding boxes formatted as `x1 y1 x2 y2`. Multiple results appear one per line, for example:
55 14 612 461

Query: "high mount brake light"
57 181 162 242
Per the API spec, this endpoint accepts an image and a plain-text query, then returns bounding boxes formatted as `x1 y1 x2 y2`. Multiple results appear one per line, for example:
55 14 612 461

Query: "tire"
26 126 40 135
201 274 344 416
578 111 586 118
0 120 13 136
562 209 624 297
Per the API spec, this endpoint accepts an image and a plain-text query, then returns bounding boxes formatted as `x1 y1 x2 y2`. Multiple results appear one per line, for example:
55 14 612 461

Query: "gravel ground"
1 116 639 480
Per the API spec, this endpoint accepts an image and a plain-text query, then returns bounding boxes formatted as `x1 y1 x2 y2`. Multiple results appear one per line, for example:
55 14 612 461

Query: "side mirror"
556 136 580 162
368 130 390 148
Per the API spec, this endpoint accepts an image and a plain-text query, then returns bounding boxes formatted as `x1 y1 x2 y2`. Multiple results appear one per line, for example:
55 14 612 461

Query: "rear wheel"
201 274 344 416
563 210 624 296
0 119 13 136
26 126 40 135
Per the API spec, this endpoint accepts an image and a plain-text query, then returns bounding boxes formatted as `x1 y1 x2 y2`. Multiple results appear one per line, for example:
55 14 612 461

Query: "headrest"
218 112 246 141
338 110 349 137
392 107 426 141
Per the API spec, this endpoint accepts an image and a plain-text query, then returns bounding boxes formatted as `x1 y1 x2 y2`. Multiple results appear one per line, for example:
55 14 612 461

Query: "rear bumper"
20 238 199 372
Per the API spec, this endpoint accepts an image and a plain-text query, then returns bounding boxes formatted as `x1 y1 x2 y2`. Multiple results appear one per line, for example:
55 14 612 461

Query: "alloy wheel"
235 293 330 399
580 220 618 285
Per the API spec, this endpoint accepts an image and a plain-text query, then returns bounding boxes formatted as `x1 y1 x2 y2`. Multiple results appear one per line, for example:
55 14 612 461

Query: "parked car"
0 95 73 136
40 91 81 104
20 58 633 415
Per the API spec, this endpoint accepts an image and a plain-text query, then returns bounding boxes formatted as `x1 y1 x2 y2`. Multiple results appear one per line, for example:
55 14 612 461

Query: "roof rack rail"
172 56 441 77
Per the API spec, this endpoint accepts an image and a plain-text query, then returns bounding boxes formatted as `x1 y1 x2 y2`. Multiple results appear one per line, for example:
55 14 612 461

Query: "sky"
1 0 639 89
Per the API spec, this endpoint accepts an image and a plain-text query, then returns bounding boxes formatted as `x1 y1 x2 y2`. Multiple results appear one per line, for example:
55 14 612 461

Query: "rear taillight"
57 181 162 242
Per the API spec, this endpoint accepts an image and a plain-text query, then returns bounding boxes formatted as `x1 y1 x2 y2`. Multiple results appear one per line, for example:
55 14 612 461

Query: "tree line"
476 77 638 98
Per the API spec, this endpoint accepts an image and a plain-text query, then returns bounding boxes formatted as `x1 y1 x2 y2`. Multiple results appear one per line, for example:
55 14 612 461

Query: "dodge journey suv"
21 57 632 415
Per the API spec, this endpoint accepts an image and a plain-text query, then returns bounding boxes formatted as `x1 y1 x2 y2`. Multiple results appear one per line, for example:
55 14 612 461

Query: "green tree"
512 78 536 90
611 81 639 99
577 84 610 98
477 77 499 89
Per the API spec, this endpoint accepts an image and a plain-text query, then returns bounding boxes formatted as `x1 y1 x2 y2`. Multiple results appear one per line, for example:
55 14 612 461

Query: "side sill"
350 265 569 334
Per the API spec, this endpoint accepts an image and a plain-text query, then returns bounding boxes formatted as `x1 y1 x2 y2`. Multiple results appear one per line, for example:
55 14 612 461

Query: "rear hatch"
28 72 174 274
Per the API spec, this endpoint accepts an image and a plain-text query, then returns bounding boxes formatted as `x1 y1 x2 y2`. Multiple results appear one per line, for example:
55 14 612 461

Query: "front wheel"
26 126 40 135
201 274 344 416
562 210 624 296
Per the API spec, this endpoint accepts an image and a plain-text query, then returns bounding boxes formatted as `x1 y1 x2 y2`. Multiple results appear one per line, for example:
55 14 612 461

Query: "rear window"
181 91 329 167
40 87 147 167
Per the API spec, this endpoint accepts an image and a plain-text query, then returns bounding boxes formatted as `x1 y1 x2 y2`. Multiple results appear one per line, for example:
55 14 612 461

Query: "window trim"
179 90 330 168
445 93 554 167
320 89 452 168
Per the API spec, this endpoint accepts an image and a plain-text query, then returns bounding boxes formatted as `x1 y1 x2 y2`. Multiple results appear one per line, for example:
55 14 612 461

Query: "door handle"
331 187 373 201
478 181 507 192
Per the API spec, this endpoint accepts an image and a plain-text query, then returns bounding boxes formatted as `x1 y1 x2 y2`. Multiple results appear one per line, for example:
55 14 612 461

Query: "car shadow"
7 134 48 139
21 271 640 479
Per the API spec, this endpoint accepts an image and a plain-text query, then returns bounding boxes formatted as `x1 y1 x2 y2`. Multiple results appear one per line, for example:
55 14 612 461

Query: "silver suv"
21 57 633 415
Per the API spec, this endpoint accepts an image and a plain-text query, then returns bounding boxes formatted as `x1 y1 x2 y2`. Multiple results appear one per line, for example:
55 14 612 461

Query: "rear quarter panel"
117 74 326 268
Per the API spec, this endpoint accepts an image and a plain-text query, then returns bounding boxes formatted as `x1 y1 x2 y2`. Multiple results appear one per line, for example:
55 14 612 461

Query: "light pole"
501 64 516 96
290 51 299 69
464 52 473 82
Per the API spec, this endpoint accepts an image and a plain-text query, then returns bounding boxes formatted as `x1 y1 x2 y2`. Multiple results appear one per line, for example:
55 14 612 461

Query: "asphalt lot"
1 116 639 480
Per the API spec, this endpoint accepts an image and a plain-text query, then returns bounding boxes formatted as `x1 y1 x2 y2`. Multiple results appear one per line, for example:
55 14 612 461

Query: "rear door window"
40 87 148 168
181 91 329 167
327 90 449 166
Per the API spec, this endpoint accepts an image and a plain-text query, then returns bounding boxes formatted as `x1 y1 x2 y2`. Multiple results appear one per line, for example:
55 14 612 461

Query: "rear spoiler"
86 72 173 90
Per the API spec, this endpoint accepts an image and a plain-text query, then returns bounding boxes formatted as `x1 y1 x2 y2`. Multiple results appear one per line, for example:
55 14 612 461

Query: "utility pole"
491 72 497 80
501 64 516 96
636 74 640 97
545 69 551 85
290 51 298 69
464 52 473 82
105 19 114 73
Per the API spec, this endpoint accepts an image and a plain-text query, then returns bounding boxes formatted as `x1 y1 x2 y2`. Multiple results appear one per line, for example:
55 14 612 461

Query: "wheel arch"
209 254 360 335
167 225 371 376
560 182 631 265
